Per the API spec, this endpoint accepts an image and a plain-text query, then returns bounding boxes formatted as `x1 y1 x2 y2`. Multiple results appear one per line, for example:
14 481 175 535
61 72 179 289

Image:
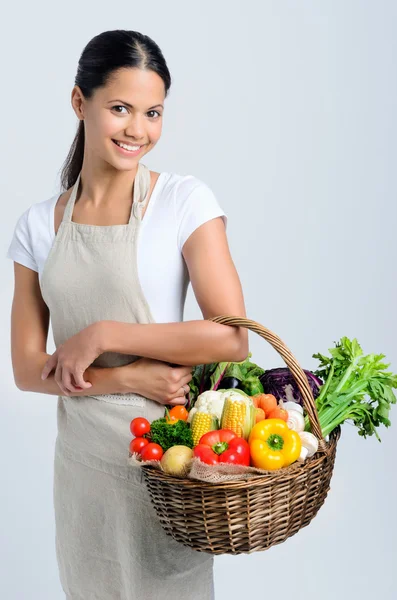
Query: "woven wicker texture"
141 315 341 555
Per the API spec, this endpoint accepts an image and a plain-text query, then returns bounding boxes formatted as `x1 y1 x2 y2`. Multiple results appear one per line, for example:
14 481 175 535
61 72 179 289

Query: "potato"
160 445 193 477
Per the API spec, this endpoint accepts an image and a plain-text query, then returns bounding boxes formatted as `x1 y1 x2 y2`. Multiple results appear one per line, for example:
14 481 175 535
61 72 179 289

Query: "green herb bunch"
305 336 397 440
149 418 194 452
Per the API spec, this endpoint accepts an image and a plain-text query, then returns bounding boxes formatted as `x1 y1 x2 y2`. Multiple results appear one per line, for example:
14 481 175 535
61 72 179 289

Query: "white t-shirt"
6 172 227 323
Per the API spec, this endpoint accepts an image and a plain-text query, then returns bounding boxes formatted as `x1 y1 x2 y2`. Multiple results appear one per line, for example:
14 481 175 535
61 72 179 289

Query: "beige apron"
39 164 214 600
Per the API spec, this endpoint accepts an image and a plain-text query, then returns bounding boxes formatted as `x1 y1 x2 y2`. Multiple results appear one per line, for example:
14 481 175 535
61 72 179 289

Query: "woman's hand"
40 323 103 395
121 357 193 405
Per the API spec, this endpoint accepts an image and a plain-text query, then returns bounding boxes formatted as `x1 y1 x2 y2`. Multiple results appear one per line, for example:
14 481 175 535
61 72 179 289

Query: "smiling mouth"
112 139 146 150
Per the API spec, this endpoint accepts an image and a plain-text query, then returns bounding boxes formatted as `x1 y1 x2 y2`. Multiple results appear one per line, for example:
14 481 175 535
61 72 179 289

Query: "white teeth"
114 140 141 151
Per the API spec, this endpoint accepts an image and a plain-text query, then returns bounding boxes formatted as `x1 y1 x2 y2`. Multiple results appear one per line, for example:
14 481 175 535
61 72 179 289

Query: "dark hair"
59 30 172 191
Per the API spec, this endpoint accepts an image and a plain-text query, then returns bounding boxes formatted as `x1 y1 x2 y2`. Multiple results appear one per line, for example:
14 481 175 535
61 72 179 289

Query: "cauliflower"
187 390 226 423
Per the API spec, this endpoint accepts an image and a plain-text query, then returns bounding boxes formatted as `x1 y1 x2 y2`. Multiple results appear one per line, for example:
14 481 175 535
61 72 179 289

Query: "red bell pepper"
193 429 250 466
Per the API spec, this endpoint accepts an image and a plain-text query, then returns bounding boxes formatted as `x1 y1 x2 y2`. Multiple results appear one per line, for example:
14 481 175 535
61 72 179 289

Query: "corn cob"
191 412 218 446
221 397 247 438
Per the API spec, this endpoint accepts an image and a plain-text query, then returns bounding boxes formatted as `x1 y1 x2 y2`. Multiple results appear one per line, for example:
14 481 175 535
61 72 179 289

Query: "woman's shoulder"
18 193 60 246
10 193 57 232
31 193 60 229
160 171 227 251
160 171 215 199
6 193 58 271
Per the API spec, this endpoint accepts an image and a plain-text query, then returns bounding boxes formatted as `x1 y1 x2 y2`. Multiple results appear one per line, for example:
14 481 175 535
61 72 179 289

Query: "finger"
180 373 193 387
72 370 92 390
168 396 187 406
56 363 70 396
63 370 74 394
41 357 55 380
178 383 190 397
171 365 194 377
70 370 92 392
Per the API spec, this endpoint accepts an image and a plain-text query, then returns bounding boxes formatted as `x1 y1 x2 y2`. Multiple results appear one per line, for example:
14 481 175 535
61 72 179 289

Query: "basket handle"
207 315 328 454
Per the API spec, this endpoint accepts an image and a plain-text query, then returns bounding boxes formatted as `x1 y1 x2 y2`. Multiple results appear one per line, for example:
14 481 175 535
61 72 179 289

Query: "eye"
147 110 161 119
112 105 128 114
111 105 162 118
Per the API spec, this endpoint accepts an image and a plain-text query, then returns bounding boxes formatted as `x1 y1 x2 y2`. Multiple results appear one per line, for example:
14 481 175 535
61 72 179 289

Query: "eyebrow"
108 99 164 110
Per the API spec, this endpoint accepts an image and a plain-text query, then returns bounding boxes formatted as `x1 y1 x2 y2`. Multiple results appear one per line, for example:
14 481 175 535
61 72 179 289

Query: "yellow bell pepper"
249 418 302 470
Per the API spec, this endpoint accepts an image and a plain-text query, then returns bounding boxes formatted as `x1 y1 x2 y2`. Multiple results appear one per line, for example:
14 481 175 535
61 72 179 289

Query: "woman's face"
72 67 165 170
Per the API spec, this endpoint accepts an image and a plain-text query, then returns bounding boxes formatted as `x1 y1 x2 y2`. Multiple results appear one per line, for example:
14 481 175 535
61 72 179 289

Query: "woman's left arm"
99 217 249 366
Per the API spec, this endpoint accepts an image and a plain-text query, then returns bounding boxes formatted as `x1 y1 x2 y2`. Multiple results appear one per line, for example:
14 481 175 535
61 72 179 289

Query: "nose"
125 114 146 142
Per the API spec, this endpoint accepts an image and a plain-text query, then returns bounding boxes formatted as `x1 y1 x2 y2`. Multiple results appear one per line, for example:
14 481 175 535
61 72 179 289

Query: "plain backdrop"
1 1 396 599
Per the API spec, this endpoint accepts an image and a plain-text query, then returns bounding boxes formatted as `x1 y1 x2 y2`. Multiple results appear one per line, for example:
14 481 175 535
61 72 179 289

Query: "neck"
77 159 140 209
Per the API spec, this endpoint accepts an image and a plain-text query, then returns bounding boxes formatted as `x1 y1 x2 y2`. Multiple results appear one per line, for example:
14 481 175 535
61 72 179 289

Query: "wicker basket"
141 315 341 555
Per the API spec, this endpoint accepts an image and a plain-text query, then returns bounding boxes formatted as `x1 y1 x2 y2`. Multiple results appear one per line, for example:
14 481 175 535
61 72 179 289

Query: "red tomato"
140 443 164 462
130 417 151 438
129 437 149 455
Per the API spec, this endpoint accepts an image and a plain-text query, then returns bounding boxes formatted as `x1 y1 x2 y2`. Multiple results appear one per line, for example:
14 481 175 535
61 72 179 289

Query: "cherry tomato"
140 443 164 461
130 417 151 438
168 405 189 422
129 437 149 455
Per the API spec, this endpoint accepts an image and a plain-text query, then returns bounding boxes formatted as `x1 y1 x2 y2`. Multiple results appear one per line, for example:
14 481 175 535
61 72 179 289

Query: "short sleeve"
6 207 38 272
175 178 228 251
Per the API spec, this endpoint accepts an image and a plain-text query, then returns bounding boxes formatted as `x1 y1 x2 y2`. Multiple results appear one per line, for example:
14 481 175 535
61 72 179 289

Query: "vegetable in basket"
141 443 164 461
187 390 225 423
251 393 278 416
267 406 288 421
240 373 264 396
298 432 319 462
130 417 151 438
254 407 266 423
160 446 193 477
285 408 305 432
249 418 302 470
305 336 397 440
220 390 256 440
219 376 243 390
193 430 250 466
166 406 189 422
187 352 265 410
129 437 149 455
191 411 219 446
149 417 193 452
260 368 323 407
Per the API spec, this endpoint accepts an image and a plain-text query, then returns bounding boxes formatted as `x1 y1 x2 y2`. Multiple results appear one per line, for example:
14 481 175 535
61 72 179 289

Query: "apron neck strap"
129 163 151 223
62 164 152 225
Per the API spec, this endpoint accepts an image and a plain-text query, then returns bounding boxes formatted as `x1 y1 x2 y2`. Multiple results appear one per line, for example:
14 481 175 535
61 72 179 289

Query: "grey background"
1 1 396 598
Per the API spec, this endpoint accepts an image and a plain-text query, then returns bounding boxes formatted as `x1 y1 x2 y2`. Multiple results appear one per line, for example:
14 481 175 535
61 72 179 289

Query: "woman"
7 29 248 599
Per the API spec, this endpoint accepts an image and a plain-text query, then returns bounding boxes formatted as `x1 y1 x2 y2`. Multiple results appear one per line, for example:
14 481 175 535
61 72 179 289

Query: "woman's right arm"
10 263 128 397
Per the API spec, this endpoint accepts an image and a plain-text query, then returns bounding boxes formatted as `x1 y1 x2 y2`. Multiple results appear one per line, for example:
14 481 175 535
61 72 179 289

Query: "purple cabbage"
259 368 323 407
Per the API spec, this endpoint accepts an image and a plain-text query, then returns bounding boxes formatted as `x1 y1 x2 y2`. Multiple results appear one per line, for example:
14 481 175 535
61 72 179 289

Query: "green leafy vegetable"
188 353 265 410
240 374 264 396
305 336 397 440
149 418 194 451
